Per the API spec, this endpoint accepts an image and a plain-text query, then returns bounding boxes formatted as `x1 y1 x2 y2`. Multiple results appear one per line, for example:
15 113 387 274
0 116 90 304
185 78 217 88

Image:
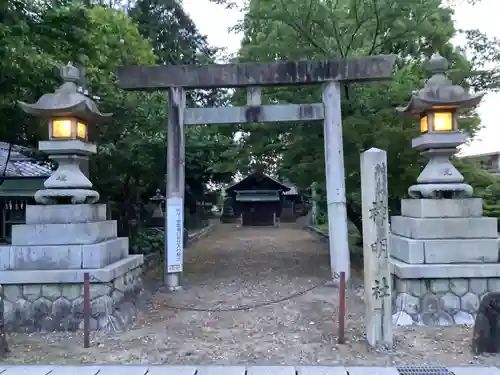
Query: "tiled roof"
0 142 52 177
282 183 299 195
225 173 300 195
225 172 291 192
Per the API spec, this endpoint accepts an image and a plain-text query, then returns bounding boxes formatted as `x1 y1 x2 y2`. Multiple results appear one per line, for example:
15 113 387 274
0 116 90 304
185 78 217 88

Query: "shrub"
130 227 164 254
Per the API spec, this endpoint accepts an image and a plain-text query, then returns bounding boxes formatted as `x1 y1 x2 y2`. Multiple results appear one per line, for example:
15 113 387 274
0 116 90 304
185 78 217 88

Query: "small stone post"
361 148 392 348
311 182 318 225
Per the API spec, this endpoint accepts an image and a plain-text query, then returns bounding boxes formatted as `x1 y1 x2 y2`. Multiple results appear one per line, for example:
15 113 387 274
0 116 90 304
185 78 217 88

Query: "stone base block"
0 255 144 332
0 254 142 284
390 258 500 326
391 216 497 239
25 204 107 224
391 257 500 278
11 220 117 246
401 198 483 218
0 237 129 271
391 234 499 264
391 273 500 327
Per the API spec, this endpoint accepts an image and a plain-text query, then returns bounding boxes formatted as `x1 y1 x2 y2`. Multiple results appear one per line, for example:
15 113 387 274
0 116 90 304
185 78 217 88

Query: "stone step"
11 221 117 246
391 216 497 239
390 257 500 279
0 237 129 271
401 198 483 218
391 234 499 264
25 204 107 224
0 254 143 284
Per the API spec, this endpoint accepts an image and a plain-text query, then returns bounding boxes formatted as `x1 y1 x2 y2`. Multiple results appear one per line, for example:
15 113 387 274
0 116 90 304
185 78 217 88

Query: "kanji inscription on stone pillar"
361 147 393 348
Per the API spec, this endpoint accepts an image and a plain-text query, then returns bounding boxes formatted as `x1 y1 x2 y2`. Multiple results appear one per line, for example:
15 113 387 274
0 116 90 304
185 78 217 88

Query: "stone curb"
305 225 329 240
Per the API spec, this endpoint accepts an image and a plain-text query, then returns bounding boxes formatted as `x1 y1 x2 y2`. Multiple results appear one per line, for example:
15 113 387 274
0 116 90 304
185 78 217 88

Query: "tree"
209 0 498 236
128 0 237 209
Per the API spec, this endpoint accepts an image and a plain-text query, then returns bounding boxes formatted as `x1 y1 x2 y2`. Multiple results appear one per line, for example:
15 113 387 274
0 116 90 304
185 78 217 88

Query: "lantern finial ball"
60 62 81 84
428 53 449 75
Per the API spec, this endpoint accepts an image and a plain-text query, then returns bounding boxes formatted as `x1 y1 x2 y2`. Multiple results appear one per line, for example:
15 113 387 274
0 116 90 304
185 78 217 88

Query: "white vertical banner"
166 197 184 273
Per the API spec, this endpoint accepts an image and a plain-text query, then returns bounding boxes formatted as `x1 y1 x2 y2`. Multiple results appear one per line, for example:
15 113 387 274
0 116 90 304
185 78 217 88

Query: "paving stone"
481 292 489 301
430 279 449 294
62 284 83 300
3 285 21 302
461 292 480 313
2 267 142 332
440 292 460 313
41 285 62 300
32 297 52 321
52 297 72 320
421 293 439 314
450 279 469 296
470 279 488 295
438 311 454 326
91 295 113 317
112 290 125 303
488 278 500 292
23 284 42 301
14 298 33 325
71 296 84 317
396 293 419 315
420 312 439 325
114 275 126 293
89 284 112 300
392 311 414 326
454 311 475 326
407 280 425 297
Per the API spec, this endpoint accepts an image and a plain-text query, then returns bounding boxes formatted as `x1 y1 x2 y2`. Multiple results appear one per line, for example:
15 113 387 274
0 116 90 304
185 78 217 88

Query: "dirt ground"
3 223 500 366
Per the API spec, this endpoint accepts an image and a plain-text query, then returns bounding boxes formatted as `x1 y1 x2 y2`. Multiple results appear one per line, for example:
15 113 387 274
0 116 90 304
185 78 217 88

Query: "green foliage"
209 0 500 237
455 158 500 219
130 228 164 254
0 0 237 242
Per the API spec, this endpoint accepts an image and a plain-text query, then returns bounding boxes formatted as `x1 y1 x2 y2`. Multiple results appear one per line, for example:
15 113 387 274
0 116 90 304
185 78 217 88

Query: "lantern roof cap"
397 53 484 115
18 62 112 122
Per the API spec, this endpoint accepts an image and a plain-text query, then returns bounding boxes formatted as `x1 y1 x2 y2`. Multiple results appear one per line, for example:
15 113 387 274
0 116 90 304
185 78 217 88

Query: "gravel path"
3 223 500 365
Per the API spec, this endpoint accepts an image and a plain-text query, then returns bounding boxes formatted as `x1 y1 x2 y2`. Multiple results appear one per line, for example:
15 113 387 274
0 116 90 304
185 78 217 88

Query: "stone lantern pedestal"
0 203 143 332
390 53 500 326
0 63 144 332
391 198 500 326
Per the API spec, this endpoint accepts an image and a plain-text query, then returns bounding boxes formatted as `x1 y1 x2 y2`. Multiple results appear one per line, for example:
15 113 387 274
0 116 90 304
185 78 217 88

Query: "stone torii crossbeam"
116 55 397 289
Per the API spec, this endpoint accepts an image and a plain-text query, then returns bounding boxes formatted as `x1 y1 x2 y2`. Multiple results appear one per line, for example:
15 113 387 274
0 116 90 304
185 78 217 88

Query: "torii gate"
116 55 396 289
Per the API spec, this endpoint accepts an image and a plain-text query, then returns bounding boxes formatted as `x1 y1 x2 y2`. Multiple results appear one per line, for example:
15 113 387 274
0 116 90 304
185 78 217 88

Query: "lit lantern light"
397 53 484 199
419 110 454 134
49 118 88 141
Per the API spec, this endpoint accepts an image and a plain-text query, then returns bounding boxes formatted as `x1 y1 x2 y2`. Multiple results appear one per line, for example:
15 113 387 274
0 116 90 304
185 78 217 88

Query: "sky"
183 0 499 156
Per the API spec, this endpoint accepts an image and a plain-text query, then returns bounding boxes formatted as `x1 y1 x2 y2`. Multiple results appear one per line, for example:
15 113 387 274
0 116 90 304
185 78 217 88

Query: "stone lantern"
18 62 112 205
149 189 166 227
397 52 484 199
0 63 143 333
390 53 500 327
